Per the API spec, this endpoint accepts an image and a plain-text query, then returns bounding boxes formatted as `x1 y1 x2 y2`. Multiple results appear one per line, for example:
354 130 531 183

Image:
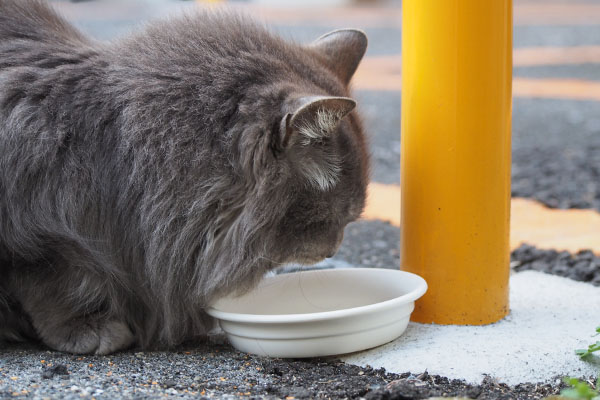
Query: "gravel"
354 90 402 185
511 243 600 285
0 341 568 399
514 24 600 48
514 64 600 81
274 219 400 275
334 220 400 269
512 145 600 210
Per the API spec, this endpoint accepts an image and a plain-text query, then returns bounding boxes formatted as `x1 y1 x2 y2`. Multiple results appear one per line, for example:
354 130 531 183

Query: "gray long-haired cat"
0 0 369 354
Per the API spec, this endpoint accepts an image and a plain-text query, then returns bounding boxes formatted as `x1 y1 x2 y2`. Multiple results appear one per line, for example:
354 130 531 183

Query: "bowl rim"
206 268 427 324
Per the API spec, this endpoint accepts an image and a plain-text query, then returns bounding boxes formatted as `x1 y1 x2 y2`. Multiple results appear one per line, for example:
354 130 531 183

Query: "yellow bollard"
400 0 513 324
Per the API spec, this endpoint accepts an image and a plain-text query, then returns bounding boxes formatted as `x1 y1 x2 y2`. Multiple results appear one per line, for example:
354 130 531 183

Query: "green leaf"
561 377 600 400
560 388 584 399
576 341 600 359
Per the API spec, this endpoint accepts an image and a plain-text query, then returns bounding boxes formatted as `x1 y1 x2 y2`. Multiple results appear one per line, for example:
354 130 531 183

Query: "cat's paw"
44 319 134 355
95 320 135 355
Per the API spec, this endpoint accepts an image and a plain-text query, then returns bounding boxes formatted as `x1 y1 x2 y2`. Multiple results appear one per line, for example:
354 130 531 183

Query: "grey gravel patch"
0 342 400 399
512 98 600 149
0 342 567 400
512 145 600 209
41 364 70 379
511 244 600 286
355 90 401 185
512 98 600 209
515 65 600 82
275 219 400 274
515 25 600 48
335 219 400 269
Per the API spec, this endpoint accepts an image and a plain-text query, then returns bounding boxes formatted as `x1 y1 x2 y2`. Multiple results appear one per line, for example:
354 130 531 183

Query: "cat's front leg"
17 280 135 355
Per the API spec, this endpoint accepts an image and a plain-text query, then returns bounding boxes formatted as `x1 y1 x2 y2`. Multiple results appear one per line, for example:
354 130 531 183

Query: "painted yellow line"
513 78 600 101
352 71 401 92
353 68 600 101
364 182 400 227
358 46 600 78
355 52 600 96
511 197 600 253
514 46 600 66
363 183 600 254
352 56 401 92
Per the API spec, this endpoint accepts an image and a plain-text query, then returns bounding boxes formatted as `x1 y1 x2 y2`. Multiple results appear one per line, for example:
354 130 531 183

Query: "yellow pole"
400 0 513 324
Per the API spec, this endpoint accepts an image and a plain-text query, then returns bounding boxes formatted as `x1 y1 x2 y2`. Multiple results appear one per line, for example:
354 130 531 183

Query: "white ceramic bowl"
206 268 427 358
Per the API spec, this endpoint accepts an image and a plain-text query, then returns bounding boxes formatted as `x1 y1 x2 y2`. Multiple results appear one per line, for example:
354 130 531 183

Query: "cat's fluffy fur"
0 0 369 354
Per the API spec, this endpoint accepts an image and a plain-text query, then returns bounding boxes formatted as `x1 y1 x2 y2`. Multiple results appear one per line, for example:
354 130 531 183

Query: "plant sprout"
560 377 599 400
576 326 600 359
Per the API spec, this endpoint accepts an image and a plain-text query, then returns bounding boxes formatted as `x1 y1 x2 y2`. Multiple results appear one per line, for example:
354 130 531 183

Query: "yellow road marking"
355 55 600 100
363 182 400 227
357 45 600 80
353 65 600 101
514 46 600 66
513 78 600 101
511 197 600 253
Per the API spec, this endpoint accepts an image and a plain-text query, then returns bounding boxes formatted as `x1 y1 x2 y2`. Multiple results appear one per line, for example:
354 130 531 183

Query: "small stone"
372 240 387 249
531 260 548 272
576 250 595 260
41 364 69 379
164 379 177 388
465 386 482 398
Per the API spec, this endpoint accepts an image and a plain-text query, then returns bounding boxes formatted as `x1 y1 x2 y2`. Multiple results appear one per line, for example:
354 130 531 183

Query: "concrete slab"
342 270 600 385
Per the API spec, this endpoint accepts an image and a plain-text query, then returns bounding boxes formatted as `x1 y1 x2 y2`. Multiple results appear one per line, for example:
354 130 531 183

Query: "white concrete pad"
342 271 600 385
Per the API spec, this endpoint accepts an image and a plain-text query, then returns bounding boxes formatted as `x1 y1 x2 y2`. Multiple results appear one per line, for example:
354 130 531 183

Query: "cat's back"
0 0 87 46
120 11 286 59
0 0 96 78
108 9 345 130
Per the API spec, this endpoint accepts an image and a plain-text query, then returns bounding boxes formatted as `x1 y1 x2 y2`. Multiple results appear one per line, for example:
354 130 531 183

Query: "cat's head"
114 16 371 300
240 29 370 266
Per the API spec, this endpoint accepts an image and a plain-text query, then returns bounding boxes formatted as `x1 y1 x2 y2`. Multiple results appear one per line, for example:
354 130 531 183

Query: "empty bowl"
206 268 427 358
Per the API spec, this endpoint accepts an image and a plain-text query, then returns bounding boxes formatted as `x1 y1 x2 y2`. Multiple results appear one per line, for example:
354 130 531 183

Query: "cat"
0 0 370 354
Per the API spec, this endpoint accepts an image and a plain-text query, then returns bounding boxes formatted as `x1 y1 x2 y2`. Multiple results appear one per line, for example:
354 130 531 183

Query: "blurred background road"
1 0 600 398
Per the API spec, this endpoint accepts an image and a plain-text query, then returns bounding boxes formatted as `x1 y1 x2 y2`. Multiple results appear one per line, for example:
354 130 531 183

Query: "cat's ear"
310 29 368 85
278 96 356 149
